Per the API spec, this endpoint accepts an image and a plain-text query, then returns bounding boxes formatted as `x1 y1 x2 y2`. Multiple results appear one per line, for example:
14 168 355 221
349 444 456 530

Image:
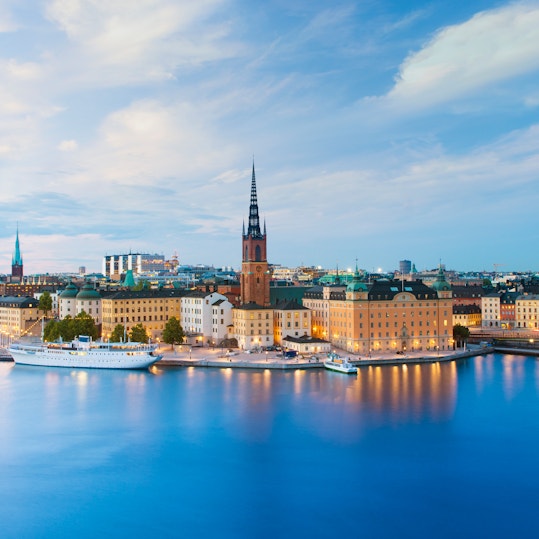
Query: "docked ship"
8 336 162 370
324 352 358 374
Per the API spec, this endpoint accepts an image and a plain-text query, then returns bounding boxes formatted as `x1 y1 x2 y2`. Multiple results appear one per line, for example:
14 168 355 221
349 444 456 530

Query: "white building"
58 283 102 325
211 298 233 344
181 290 230 343
481 292 501 328
103 253 165 279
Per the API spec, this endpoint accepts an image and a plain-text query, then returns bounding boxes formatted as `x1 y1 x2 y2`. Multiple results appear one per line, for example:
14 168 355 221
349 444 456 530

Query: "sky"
1 0 539 275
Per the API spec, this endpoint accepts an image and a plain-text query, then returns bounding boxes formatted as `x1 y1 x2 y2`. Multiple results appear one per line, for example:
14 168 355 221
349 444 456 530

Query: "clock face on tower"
256 265 262 272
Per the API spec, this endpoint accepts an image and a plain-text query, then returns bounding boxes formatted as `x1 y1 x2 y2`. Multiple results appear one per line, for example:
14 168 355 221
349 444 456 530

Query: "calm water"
1 354 538 538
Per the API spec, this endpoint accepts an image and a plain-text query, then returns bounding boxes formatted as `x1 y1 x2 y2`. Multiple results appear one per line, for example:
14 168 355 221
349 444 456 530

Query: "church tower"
11 226 23 282
241 163 270 306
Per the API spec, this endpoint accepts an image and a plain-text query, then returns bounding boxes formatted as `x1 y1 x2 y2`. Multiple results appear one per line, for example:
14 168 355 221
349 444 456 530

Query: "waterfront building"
58 282 79 320
281 335 331 355
102 253 166 280
500 291 518 329
481 292 501 328
211 298 234 344
11 227 23 283
303 266 453 354
515 294 539 329
180 290 232 345
58 282 102 325
453 304 482 327
232 303 274 350
273 300 312 345
0 296 40 340
101 289 184 341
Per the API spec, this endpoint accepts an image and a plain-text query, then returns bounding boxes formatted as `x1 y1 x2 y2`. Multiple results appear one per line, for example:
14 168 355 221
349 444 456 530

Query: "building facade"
481 293 501 328
180 290 232 344
303 267 453 354
102 253 166 280
273 300 312 345
101 289 184 341
515 295 539 329
0 296 40 340
232 303 274 350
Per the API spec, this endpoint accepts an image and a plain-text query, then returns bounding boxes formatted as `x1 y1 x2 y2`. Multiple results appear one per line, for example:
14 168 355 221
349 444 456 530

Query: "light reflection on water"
0 354 538 539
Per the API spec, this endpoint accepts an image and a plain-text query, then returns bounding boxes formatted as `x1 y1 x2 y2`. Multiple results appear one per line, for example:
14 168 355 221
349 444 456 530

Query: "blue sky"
1 0 538 274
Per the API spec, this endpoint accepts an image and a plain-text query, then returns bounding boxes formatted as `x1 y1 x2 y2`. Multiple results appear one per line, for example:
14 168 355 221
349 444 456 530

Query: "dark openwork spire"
247 161 262 238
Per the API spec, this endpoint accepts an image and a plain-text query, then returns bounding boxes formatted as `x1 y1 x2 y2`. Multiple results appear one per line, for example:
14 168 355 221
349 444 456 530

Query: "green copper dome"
347 264 368 292
60 282 78 298
431 265 451 292
76 283 101 300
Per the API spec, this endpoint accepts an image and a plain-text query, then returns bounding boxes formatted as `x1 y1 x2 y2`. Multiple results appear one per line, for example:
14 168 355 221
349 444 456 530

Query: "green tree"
110 324 126 342
38 291 53 319
72 310 98 340
43 320 60 342
130 323 149 343
58 315 76 341
162 317 185 349
453 324 470 349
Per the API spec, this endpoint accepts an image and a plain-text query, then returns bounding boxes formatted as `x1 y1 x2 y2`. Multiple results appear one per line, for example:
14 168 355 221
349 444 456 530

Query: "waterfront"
1 354 538 538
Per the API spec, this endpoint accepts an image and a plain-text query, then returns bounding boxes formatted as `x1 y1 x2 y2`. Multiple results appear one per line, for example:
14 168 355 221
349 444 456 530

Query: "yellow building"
101 289 184 341
303 267 453 354
273 300 312 345
453 305 482 328
0 296 41 340
515 294 539 329
232 303 274 351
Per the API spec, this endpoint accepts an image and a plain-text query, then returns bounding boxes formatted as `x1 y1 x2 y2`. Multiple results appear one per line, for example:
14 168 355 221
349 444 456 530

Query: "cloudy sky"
1 0 538 275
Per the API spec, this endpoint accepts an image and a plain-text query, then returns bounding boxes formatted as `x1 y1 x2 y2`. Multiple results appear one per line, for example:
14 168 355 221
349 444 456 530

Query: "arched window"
244 245 249 261
255 245 261 261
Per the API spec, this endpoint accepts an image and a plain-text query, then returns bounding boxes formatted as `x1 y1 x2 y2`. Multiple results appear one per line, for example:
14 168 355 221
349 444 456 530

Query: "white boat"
324 352 357 374
8 335 161 370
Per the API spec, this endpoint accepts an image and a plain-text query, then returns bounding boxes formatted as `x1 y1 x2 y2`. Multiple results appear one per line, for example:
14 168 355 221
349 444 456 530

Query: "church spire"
11 225 23 282
12 225 22 266
247 161 262 238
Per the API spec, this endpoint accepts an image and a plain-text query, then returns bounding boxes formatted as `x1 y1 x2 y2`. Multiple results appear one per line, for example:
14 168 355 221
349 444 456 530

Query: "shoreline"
155 345 493 370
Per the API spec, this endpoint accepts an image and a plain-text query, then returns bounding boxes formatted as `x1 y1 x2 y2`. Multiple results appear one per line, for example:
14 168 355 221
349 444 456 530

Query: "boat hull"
324 361 357 374
8 348 161 370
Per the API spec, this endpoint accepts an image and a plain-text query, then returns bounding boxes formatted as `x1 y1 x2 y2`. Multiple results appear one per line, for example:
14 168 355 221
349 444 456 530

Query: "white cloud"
58 139 78 151
384 1 539 109
44 0 240 87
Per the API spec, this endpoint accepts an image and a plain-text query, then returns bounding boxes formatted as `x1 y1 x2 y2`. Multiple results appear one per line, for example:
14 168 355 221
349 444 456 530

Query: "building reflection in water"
501 354 526 401
183 361 460 445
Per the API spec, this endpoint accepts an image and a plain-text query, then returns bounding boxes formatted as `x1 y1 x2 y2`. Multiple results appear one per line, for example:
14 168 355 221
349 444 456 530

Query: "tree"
110 324 126 342
43 320 60 342
162 317 185 349
453 324 470 349
58 315 76 341
130 323 149 343
72 310 98 340
38 291 53 319
52 312 98 342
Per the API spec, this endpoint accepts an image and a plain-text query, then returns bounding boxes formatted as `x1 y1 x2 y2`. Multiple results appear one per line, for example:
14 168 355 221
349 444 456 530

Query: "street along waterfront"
0 353 538 539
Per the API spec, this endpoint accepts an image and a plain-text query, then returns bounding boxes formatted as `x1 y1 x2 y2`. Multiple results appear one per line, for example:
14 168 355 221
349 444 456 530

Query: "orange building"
303 267 453 354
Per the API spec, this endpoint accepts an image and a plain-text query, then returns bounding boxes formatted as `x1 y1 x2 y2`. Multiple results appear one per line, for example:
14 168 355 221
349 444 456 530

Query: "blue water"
1 354 538 538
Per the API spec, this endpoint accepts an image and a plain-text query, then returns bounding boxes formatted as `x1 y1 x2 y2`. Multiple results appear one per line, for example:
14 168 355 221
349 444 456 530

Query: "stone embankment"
156 345 490 370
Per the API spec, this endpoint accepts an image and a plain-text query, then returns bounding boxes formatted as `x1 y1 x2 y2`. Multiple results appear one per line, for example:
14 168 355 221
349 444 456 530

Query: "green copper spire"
12 226 23 266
